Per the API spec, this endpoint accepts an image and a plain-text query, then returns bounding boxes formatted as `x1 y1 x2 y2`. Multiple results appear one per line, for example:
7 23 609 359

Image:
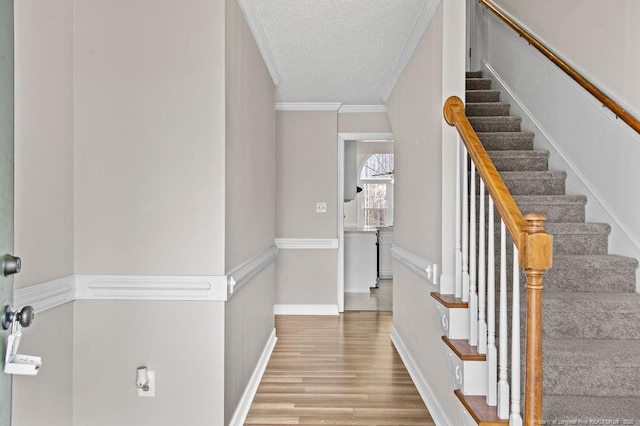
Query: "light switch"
316 202 327 213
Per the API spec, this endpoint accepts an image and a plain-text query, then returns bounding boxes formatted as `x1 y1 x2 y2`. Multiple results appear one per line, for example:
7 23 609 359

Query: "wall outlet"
316 202 327 213
138 371 155 397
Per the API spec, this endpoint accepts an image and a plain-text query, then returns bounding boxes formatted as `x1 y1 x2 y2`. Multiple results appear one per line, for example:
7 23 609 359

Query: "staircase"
434 71 640 424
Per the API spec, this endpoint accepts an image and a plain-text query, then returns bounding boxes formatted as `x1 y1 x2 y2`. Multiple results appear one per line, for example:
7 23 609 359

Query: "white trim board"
14 276 75 313
338 105 387 114
390 327 453 426
274 304 339 316
275 239 338 250
237 0 281 85
227 245 278 297
228 328 277 426
275 103 342 111
391 245 438 286
380 0 441 102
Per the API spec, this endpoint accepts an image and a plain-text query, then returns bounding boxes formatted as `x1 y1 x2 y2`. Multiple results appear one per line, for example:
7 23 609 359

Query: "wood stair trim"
430 292 469 308
442 336 486 361
454 389 508 426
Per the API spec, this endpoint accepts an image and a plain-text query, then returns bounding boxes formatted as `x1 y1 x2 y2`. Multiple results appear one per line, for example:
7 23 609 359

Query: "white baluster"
469 162 478 346
478 180 487 354
497 220 510 418
455 138 462 298
462 147 470 303
510 245 523 426
486 197 497 406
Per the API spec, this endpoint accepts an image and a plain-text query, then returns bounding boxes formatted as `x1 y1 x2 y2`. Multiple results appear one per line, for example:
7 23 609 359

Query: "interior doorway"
337 133 394 312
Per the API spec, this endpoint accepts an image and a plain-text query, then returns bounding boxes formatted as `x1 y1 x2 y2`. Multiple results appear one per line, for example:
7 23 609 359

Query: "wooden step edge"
454 389 508 426
430 292 469 308
442 336 486 361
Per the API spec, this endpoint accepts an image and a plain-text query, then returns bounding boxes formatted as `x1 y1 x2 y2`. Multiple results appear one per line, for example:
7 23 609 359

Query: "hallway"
245 312 435 425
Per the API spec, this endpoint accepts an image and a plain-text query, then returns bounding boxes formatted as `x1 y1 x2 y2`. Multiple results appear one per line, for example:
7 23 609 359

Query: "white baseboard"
390 326 453 426
228 328 277 426
274 304 339 316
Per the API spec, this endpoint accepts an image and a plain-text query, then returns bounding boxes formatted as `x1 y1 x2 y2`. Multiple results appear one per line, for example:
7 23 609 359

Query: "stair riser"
466 79 492 90
469 118 522 132
545 366 640 397
501 176 565 195
490 156 548 171
466 90 501 103
466 104 510 117
472 197 586 223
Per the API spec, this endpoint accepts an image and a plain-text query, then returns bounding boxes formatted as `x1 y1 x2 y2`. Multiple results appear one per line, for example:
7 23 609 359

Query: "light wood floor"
245 312 435 425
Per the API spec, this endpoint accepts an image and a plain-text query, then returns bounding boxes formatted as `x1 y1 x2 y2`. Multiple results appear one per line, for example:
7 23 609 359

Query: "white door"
0 1 14 424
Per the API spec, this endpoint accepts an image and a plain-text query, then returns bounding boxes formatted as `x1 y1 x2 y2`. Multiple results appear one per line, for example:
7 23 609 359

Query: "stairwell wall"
474 3 640 290
386 3 463 424
224 0 276 422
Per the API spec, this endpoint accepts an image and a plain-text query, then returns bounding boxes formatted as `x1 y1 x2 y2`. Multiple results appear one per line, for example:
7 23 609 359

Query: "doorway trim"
337 132 394 312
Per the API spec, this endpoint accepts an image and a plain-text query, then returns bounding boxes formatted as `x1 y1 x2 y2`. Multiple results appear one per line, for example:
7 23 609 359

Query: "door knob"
2 254 21 276
2 305 35 330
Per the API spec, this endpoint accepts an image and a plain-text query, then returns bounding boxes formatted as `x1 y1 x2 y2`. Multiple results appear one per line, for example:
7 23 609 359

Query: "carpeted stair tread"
544 395 640 423
540 292 640 339
513 194 586 222
497 170 566 195
477 131 535 151
552 254 639 271
544 339 640 397
466 78 492 90
488 150 549 171
466 102 511 117
466 89 501 103
468 115 522 132
466 71 483 78
546 222 610 255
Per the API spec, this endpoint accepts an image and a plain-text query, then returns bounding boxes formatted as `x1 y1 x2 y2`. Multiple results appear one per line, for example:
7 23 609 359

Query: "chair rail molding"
227 245 278 297
391 244 439 285
274 238 339 250
14 276 75 313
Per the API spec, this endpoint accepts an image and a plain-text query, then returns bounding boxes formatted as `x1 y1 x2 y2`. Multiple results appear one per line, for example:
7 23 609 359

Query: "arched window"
359 153 394 227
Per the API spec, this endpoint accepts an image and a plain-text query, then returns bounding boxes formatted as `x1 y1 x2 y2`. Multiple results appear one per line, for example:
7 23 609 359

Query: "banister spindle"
510 245 523 426
478 180 487 354
462 146 470 303
469 162 478 346
455 138 462 298
486 197 497 406
522 213 553 426
497 219 509 418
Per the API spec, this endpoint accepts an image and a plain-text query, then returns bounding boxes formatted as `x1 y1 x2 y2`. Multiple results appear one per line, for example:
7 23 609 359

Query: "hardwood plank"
247 312 434 425
430 292 469 308
442 336 486 361
454 389 507 425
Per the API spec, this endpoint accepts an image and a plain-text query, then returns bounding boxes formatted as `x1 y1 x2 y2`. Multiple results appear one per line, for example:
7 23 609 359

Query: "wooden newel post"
521 213 553 426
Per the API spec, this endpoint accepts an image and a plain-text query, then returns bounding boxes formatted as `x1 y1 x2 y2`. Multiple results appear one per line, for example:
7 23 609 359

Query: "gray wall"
73 0 226 276
386 3 463 424
224 0 276 422
338 111 392 133
73 301 225 426
12 0 74 424
275 111 339 307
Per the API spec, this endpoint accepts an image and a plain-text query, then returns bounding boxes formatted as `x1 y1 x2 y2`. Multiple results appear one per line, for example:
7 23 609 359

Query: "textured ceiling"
253 0 428 104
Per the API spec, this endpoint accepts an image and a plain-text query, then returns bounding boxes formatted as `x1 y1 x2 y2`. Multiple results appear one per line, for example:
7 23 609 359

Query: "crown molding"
237 0 281 85
275 238 339 250
380 0 441 102
338 105 388 114
75 275 228 301
275 102 342 111
227 245 278 297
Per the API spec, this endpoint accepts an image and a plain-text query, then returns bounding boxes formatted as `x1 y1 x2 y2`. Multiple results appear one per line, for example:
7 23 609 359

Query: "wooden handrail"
479 0 640 135
444 96 525 248
444 96 553 426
